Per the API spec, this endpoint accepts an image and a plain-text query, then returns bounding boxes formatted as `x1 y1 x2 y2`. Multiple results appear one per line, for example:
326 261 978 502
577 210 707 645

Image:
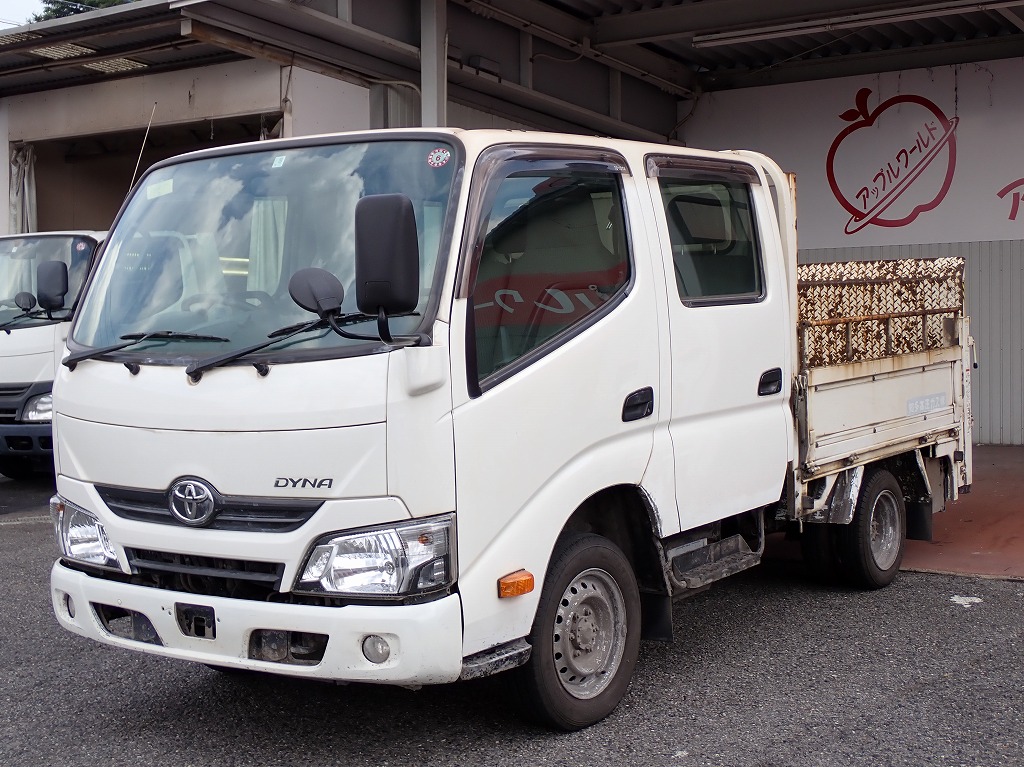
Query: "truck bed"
796 258 971 479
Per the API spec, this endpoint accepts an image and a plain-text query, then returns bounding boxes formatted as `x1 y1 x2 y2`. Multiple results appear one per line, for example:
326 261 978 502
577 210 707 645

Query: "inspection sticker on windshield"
427 147 451 168
272 156 287 168
146 179 174 199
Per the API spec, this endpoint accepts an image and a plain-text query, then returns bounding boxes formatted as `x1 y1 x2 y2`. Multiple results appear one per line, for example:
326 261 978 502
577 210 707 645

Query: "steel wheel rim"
551 567 627 700
869 489 902 570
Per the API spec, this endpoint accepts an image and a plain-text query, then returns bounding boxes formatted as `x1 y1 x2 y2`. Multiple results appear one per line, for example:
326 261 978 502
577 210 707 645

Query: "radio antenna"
130 102 158 192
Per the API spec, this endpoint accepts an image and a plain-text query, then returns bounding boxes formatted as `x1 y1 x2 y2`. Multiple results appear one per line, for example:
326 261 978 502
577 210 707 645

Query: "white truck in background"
46 129 972 730
0 232 104 480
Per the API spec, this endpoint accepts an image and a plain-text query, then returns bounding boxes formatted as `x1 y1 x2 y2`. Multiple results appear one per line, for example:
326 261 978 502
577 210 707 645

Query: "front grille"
97 485 322 532
0 407 19 424
125 548 285 601
0 383 30 398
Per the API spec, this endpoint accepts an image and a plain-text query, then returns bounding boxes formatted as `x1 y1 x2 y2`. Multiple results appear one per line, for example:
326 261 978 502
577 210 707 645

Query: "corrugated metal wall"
799 240 1024 446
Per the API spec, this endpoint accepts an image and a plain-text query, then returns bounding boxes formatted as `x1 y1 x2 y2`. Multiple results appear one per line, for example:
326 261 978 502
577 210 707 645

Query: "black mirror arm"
377 308 394 344
324 309 426 347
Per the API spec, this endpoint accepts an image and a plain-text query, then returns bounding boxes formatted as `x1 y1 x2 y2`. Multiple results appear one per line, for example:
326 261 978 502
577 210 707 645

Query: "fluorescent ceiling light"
30 40 147 73
691 0 1024 48
85 58 146 73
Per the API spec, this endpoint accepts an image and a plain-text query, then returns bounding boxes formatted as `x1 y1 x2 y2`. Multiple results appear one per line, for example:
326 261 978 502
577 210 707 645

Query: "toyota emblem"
168 478 217 526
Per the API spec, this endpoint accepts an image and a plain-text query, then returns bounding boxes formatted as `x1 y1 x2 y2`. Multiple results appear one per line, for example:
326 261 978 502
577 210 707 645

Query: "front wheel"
840 468 907 589
514 534 641 731
0 457 36 481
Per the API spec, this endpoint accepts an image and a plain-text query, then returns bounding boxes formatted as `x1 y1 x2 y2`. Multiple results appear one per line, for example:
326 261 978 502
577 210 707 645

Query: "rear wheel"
515 534 641 731
800 521 841 582
840 468 906 589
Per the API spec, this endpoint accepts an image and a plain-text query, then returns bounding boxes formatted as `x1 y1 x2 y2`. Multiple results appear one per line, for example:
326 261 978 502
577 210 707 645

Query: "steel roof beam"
997 7 1024 31
701 34 1024 90
456 0 696 95
592 0 1024 46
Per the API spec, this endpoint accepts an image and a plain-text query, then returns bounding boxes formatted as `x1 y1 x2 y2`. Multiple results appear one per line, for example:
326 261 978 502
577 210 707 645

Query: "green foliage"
33 0 135 22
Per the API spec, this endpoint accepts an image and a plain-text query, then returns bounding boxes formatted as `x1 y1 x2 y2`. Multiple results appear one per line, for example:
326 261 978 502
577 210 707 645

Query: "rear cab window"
647 155 765 307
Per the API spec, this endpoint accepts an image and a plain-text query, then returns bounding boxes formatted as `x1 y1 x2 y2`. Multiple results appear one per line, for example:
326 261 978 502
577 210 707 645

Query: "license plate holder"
175 602 217 639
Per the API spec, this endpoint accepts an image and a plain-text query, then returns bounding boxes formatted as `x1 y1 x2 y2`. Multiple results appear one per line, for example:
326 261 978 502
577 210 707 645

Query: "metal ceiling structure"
2 0 1024 139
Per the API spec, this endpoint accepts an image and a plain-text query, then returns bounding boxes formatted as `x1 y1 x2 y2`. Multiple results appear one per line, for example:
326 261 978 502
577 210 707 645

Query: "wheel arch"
558 484 672 640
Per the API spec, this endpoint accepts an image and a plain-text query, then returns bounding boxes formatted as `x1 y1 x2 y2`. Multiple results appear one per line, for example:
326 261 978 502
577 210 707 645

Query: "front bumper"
0 422 52 457
51 561 464 685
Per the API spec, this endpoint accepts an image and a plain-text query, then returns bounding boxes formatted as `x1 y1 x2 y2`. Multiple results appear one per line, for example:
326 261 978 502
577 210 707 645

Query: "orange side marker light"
497 570 535 598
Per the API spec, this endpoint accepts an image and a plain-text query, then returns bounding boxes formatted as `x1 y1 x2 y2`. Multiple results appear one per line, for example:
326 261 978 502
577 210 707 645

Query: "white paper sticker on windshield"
272 156 287 168
147 179 174 199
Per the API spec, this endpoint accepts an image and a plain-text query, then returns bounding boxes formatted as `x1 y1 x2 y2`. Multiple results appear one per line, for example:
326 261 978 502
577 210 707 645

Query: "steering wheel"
182 291 272 312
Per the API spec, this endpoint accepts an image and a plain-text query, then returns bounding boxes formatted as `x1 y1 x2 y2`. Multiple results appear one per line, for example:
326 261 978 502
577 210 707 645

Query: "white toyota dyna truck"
48 129 972 730
0 231 104 481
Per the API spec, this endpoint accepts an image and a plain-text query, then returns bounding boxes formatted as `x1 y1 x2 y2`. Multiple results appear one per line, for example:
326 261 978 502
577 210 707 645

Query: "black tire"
839 468 906 589
514 533 641 731
0 457 36 482
800 521 841 582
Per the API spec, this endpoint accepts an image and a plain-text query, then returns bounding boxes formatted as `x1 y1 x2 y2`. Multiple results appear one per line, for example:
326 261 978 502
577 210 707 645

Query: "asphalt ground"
1 474 1022 767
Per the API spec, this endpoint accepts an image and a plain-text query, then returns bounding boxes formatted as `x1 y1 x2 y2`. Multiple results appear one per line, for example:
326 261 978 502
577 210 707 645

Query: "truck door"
451 148 663 654
646 156 790 529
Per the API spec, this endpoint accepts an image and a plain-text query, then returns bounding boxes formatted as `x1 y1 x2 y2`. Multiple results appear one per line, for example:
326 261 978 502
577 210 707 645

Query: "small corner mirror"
36 260 69 312
288 267 345 317
14 291 36 312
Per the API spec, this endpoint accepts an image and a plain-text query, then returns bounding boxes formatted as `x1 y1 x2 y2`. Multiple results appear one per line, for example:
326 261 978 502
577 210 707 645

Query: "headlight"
24 393 53 422
50 495 119 570
295 514 455 597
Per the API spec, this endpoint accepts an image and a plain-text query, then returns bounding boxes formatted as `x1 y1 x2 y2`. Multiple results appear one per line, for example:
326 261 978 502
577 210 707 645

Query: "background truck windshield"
0 235 98 326
72 139 458 359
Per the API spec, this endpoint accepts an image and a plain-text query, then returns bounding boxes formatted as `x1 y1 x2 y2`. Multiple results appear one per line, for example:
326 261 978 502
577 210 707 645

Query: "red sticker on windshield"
427 147 451 168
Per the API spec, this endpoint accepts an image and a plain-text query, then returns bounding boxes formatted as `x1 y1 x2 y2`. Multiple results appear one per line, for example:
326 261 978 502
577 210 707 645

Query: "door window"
470 167 630 381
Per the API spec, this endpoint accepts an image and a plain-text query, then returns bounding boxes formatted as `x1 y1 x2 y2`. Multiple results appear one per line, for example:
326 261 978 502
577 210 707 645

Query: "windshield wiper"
0 310 55 334
185 312 388 382
185 317 336 382
63 330 230 370
186 309 425 382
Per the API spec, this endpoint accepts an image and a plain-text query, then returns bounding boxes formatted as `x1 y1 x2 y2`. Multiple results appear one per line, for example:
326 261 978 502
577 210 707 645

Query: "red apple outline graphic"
826 87 958 234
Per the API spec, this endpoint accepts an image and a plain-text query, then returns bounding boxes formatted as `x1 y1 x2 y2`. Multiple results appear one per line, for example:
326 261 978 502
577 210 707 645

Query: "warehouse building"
1 0 1022 443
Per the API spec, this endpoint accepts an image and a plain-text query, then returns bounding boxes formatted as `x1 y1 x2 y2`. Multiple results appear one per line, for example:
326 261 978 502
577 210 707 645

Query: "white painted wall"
285 67 370 136
448 101 534 131
681 58 1024 251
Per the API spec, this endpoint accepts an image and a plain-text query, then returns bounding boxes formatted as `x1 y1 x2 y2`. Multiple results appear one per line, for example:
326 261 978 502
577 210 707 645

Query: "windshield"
72 139 459 361
0 235 99 326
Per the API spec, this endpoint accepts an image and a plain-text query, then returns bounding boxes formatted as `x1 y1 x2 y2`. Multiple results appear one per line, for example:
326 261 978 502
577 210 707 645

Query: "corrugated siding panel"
800 241 1024 446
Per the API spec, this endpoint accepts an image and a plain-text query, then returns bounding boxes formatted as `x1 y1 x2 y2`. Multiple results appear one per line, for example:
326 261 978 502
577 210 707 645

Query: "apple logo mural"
826 87 958 235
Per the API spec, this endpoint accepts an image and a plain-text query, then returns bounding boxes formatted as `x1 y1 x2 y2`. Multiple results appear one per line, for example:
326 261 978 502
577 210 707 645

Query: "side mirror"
288 267 345 317
354 194 419 316
37 260 69 312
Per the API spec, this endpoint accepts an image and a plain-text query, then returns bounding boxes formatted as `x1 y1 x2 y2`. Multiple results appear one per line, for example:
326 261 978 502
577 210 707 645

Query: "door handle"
622 387 655 422
758 368 783 396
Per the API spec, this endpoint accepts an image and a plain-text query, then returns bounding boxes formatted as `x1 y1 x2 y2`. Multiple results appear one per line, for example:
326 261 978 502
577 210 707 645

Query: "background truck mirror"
36 260 68 311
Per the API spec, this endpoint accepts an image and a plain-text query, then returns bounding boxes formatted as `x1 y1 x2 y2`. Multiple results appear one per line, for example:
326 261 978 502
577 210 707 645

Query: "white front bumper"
51 562 464 685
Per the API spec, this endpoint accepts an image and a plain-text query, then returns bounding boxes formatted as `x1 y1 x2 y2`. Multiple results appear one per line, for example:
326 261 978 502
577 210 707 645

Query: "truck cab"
0 231 104 480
